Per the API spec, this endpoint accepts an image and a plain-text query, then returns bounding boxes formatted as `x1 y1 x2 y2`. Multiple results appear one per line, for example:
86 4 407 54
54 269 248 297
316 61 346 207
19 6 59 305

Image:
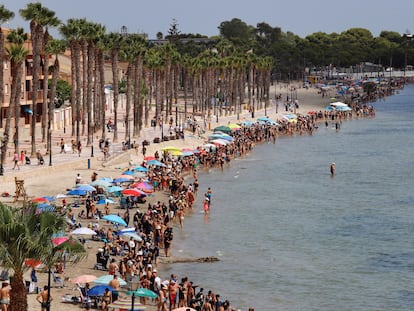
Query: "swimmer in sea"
330 162 335 176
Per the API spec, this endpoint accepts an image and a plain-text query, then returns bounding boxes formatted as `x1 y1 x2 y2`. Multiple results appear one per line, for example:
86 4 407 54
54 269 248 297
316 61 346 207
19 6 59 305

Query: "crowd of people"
61 94 384 311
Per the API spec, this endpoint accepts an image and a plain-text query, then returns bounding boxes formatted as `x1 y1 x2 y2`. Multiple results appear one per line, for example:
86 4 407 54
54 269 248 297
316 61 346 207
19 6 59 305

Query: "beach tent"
330 101 348 107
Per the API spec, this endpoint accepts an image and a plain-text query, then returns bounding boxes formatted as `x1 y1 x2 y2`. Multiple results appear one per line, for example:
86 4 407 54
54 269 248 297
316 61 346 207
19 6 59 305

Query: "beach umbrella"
257 116 270 122
67 189 87 196
51 236 69 246
37 203 55 212
143 156 156 161
118 232 142 242
133 166 149 172
118 174 135 180
335 105 352 111
203 143 216 150
241 120 253 126
70 274 97 284
122 170 135 176
325 106 335 111
112 177 133 184
76 184 96 192
42 196 55 202
91 180 112 188
146 159 166 167
213 125 231 134
161 146 182 152
181 150 194 157
127 288 158 299
108 297 146 310
107 186 124 193
169 150 183 156
102 214 127 226
53 238 86 254
93 275 127 286
132 182 153 193
56 193 67 199
70 227 97 235
97 198 115 204
126 288 157 311
211 139 230 146
31 197 48 203
122 188 147 197
24 259 43 268
173 308 197 311
88 285 114 296
228 123 241 130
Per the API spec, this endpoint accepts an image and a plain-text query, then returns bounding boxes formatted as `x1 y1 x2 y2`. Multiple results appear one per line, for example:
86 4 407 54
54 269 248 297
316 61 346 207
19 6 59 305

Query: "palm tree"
45 39 66 155
1 28 28 172
106 32 125 142
0 5 15 131
0 203 67 311
19 2 54 156
40 13 60 142
60 18 84 142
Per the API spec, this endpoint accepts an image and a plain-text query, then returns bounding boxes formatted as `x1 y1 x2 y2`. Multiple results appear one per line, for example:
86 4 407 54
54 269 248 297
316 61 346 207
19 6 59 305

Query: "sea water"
162 84 414 311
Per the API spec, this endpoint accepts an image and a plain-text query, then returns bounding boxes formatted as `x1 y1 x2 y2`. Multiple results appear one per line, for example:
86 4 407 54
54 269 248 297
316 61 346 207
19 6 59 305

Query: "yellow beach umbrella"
161 146 182 152
169 150 183 156
228 123 241 130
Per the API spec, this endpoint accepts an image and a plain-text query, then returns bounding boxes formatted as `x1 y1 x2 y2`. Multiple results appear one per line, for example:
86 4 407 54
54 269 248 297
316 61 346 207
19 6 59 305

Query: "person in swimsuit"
0 282 10 311
330 162 335 176
36 285 52 311
101 288 112 310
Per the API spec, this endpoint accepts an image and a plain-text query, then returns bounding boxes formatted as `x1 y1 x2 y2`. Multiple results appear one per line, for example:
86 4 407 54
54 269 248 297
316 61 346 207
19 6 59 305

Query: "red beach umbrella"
51 236 69 246
32 197 48 203
24 259 43 268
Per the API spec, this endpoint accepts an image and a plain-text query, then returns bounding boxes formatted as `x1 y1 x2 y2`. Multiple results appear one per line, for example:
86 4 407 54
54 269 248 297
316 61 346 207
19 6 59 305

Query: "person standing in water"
330 162 335 176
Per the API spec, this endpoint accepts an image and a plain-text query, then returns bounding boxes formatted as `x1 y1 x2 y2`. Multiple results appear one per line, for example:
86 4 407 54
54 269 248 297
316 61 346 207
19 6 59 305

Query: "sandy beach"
0 84 333 311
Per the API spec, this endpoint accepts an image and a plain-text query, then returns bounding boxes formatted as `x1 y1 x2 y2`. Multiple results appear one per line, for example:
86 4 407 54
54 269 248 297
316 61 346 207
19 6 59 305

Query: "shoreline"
0 81 401 311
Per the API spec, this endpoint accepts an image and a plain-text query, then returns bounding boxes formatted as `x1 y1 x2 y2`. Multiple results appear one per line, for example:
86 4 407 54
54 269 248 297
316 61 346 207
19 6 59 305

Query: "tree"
20 2 57 156
0 203 66 311
53 79 71 107
60 18 85 142
0 5 15 131
1 28 28 173
218 18 255 47
45 39 66 154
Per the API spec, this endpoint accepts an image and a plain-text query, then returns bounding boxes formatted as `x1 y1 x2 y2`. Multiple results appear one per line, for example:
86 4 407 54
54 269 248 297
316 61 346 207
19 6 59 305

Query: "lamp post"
48 120 52 166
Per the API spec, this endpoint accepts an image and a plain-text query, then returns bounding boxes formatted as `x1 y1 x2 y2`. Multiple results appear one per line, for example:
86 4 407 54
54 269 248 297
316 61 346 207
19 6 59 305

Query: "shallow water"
162 84 414 311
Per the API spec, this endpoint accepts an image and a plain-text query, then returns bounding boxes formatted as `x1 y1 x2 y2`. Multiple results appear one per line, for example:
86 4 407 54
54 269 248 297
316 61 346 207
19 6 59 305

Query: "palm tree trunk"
41 29 50 142
10 270 27 311
81 40 87 136
14 62 24 153
70 43 76 137
75 43 82 143
86 42 94 145
111 50 119 142
31 24 43 156
0 29 4 129
48 57 59 154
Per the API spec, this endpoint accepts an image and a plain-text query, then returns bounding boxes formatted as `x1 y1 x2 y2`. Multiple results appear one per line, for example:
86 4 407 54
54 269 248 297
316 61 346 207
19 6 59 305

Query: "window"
4 84 8 95
3 61 8 70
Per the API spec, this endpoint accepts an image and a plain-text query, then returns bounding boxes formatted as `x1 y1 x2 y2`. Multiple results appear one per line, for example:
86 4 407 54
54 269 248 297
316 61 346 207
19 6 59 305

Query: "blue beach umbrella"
257 116 270 122
107 186 124 193
93 275 127 286
146 159 167 167
88 285 114 297
97 198 115 205
113 177 132 183
122 170 135 176
133 166 149 172
102 214 127 226
91 180 112 188
37 203 55 212
67 189 87 196
76 184 96 192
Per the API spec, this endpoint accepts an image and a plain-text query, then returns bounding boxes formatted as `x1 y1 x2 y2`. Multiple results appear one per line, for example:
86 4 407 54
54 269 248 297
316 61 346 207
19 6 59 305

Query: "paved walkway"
0 102 275 183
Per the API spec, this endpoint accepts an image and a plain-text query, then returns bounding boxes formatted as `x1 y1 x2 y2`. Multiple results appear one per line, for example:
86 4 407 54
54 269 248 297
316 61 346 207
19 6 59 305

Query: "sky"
3 0 414 39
